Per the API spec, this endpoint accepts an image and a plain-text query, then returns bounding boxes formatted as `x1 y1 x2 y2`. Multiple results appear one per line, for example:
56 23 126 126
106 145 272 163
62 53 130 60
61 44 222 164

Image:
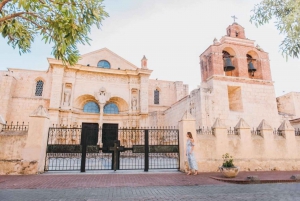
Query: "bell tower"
200 22 272 82
198 22 279 128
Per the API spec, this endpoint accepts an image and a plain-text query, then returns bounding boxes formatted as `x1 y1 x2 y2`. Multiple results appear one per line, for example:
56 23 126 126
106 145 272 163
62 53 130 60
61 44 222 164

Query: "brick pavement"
1 171 300 201
0 171 224 189
1 170 300 190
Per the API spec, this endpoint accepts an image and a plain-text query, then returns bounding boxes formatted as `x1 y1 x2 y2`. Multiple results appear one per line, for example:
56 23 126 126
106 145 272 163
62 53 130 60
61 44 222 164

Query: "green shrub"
222 153 235 168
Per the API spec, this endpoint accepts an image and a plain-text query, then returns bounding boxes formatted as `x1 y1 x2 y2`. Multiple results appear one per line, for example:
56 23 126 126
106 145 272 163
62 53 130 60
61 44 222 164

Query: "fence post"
178 111 196 172
81 129 87 172
22 105 50 173
0 115 5 132
257 119 274 158
144 129 149 172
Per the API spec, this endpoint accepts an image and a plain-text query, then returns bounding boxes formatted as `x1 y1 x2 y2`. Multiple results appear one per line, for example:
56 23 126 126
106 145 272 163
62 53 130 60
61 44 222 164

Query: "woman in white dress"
186 132 198 175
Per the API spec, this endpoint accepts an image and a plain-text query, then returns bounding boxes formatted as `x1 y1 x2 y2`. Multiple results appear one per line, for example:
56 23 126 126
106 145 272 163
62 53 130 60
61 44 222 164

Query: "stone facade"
0 48 188 128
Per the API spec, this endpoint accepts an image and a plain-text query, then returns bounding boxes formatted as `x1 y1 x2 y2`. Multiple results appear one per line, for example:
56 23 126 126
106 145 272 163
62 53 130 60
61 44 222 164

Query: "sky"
0 0 299 96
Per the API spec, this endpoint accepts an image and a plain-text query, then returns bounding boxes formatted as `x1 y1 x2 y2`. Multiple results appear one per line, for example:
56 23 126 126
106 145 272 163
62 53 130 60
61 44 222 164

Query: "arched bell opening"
246 50 261 79
222 47 237 77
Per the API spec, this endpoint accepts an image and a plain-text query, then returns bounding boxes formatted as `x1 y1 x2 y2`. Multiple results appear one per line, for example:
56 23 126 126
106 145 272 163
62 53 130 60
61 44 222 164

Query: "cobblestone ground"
1 183 300 201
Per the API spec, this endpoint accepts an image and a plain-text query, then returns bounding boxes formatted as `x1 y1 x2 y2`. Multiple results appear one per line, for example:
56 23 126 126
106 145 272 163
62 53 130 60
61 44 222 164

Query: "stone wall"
0 105 50 175
0 131 35 174
0 69 51 123
179 116 300 172
148 79 188 113
204 76 280 128
277 92 300 119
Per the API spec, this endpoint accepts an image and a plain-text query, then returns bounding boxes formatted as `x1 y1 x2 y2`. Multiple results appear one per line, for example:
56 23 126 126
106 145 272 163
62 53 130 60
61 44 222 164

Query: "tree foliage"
250 0 300 58
0 0 108 65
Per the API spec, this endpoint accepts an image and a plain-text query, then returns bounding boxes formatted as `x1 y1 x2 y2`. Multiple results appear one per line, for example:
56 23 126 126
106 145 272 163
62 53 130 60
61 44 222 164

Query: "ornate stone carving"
77 73 128 83
30 105 49 118
95 87 110 104
63 84 72 107
131 96 138 111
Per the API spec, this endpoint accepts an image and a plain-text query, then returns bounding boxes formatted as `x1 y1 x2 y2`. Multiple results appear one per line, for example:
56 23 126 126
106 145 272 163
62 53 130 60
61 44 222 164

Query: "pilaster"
49 66 64 108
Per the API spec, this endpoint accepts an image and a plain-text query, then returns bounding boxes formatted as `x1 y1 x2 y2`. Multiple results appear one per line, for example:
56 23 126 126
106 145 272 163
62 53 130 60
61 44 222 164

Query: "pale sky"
0 0 299 96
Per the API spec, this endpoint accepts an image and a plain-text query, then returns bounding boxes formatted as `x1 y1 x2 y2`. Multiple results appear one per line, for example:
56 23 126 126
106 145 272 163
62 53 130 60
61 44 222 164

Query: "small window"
83 102 100 113
154 89 159 104
104 103 119 114
35 80 44 96
97 60 111 69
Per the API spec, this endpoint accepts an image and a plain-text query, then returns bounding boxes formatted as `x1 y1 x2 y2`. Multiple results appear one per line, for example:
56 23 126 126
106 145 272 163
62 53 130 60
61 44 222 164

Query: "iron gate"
44 125 179 171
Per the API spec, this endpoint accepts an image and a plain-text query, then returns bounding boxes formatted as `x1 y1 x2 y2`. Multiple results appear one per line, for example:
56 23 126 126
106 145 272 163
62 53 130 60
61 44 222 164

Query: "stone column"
22 105 50 173
234 118 252 158
95 87 110 128
212 118 228 159
178 111 196 172
99 103 105 127
278 120 296 158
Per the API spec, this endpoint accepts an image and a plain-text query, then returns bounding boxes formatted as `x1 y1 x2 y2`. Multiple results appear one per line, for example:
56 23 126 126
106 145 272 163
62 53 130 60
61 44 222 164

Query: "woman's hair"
187 132 193 139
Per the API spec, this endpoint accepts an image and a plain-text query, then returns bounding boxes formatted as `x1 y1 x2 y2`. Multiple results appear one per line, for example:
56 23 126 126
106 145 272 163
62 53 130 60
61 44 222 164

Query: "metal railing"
251 128 261 136
295 128 300 136
1 121 28 132
227 127 239 135
273 128 283 136
196 126 214 135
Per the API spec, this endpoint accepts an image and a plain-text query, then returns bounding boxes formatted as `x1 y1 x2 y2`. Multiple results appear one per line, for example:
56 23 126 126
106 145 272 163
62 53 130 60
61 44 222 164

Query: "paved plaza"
1 171 300 200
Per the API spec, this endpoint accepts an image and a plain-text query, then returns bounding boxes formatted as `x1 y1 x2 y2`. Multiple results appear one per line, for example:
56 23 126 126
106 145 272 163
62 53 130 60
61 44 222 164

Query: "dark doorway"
81 123 99 145
102 123 118 153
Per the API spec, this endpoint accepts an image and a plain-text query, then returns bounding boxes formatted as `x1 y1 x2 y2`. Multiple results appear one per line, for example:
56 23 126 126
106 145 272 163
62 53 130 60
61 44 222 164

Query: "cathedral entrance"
44 125 180 172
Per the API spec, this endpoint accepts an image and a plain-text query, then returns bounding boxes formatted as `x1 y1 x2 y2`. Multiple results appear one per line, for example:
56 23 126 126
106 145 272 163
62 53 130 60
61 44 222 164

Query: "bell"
223 58 235 71
248 61 256 76
248 61 256 72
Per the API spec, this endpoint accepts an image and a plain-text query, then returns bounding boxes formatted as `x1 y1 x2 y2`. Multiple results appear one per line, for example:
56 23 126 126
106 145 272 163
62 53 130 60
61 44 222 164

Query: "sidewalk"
1 170 300 189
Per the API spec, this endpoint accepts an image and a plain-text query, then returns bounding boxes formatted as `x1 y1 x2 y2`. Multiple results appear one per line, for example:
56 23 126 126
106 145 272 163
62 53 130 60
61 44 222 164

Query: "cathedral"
0 22 298 129
0 48 188 128
2 22 300 174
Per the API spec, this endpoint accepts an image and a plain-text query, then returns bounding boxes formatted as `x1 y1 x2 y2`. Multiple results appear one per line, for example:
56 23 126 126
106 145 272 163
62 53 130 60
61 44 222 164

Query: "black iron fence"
1 121 28 132
45 126 179 172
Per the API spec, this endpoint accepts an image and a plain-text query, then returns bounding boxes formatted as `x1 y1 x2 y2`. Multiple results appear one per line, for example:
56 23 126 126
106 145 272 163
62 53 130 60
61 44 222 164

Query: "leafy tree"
250 0 300 58
0 0 108 65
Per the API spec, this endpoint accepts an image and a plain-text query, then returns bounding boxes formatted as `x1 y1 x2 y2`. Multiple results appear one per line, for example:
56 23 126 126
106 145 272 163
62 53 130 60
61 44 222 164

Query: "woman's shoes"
186 171 191 175
194 171 198 175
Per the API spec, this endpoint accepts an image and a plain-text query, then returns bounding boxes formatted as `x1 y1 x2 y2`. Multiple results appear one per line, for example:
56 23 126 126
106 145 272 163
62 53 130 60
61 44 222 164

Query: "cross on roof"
231 15 238 23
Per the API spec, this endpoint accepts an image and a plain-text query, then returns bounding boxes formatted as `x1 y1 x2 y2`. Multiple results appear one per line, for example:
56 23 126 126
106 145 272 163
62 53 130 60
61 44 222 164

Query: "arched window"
83 102 100 113
104 103 119 114
35 80 44 96
154 89 159 104
97 60 111 69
